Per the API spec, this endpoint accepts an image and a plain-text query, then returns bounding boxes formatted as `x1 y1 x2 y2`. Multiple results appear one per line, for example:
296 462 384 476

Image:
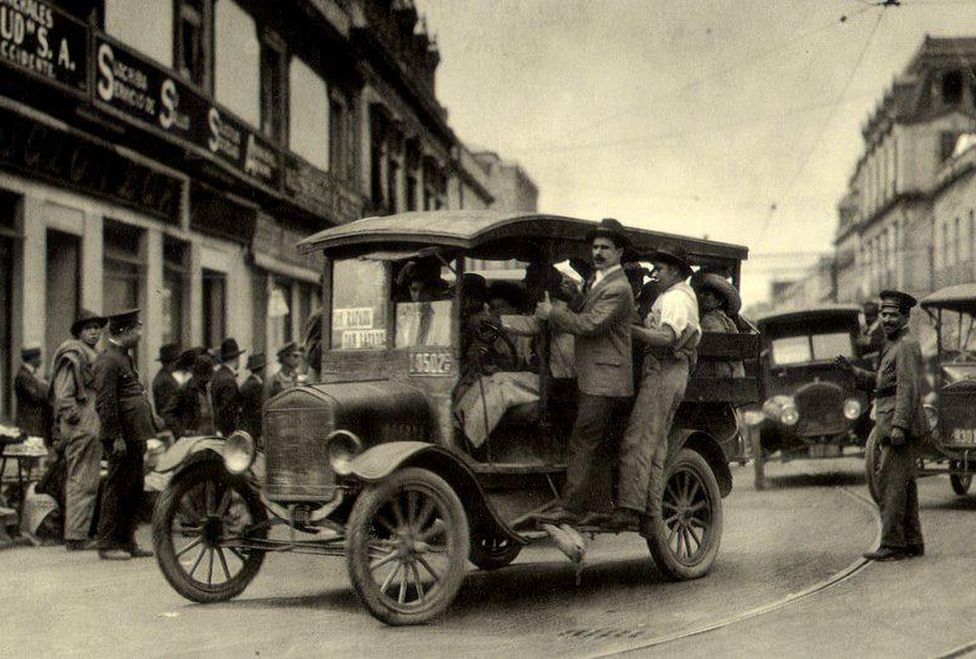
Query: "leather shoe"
127 546 154 558
533 507 580 525
98 548 131 561
605 508 641 533
904 544 925 558
862 547 906 561
66 539 98 552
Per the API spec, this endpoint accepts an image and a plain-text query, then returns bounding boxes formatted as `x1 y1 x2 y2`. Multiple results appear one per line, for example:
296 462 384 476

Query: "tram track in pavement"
587 464 883 657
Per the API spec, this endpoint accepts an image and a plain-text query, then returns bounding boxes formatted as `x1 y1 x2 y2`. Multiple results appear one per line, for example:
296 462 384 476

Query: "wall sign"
0 0 88 95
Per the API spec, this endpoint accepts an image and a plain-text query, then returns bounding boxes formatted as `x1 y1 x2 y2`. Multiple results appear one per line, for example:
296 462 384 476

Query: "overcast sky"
417 0 975 303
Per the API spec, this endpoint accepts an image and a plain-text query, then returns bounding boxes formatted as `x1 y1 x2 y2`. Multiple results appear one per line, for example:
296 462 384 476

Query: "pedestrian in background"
267 342 303 399
837 290 928 561
15 344 50 440
212 338 244 437
165 354 216 439
239 353 266 443
152 343 181 432
51 309 106 551
93 309 155 560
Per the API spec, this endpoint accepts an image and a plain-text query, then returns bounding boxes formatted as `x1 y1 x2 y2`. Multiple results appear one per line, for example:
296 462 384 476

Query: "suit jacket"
211 365 241 436
93 342 156 444
852 327 928 439
152 369 180 428
15 364 50 438
549 267 635 397
166 378 215 439
239 374 265 440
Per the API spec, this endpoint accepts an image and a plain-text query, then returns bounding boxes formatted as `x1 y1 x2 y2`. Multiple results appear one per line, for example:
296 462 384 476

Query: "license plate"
809 444 841 458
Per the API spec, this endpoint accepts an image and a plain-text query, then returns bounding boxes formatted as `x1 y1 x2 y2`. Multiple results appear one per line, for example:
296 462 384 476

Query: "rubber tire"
750 425 766 491
646 448 724 581
469 536 522 570
152 461 267 604
865 433 883 505
346 467 470 626
951 473 972 496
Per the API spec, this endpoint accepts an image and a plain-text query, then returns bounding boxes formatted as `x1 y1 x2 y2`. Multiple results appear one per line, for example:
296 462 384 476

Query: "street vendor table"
1 435 49 528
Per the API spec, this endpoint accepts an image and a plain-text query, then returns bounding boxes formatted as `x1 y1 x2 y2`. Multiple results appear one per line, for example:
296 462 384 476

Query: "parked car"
745 305 872 489
864 284 976 501
151 211 760 625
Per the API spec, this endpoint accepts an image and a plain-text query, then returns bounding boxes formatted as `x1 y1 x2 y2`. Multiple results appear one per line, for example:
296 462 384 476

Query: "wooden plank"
697 332 759 359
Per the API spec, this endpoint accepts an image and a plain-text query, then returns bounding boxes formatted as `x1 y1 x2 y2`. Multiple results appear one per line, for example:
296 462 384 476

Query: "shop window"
176 0 211 89
268 278 293 353
103 221 143 315
288 57 329 170
104 0 173 67
47 230 81 365
202 269 227 349
405 140 420 211
162 237 189 346
329 95 349 180
260 33 286 142
214 0 259 126
369 108 387 209
943 70 963 106
387 158 400 213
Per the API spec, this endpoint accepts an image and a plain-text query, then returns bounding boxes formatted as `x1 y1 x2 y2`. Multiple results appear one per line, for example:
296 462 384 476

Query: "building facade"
0 0 520 420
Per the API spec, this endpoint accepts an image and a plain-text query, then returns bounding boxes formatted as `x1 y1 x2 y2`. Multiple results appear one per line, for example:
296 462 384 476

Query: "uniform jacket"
549 266 634 397
211 365 241 436
50 340 99 446
152 369 180 427
239 374 265 440
852 326 928 439
15 364 50 438
165 378 215 438
93 342 156 445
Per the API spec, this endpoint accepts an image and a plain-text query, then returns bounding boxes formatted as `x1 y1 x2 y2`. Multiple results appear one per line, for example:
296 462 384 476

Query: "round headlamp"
743 409 765 426
223 430 256 474
326 430 363 476
780 404 799 426
843 398 862 421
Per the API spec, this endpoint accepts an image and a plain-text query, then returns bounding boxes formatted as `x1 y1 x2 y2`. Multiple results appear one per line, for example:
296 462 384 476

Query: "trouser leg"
121 442 145 548
97 447 126 550
64 432 101 541
879 442 915 549
562 393 614 513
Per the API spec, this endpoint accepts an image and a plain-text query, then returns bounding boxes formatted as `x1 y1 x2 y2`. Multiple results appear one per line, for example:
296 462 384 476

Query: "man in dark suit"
838 290 928 561
212 338 244 436
165 354 216 439
93 309 156 560
239 353 266 443
15 344 50 439
151 343 181 434
535 218 636 523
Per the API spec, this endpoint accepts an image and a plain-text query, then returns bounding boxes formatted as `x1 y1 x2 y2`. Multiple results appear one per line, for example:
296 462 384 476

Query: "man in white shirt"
610 246 701 533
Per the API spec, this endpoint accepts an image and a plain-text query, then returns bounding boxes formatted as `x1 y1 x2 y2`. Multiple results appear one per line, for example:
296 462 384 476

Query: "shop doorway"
46 230 81 368
0 237 13 419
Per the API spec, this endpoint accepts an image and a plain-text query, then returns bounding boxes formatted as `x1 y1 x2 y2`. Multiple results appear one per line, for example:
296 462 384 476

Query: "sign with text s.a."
0 0 88 95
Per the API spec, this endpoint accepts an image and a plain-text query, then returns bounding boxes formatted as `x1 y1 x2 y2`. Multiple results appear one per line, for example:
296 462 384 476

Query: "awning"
251 252 320 285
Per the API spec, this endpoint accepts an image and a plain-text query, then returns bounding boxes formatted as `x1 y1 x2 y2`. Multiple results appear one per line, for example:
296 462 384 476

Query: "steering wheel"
473 318 520 373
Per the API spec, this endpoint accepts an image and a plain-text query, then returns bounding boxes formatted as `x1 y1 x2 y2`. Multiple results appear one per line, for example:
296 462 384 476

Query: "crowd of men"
12 311 308 559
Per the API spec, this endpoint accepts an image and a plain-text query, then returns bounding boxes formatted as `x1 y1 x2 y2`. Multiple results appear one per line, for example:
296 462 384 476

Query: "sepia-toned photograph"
1 0 975 656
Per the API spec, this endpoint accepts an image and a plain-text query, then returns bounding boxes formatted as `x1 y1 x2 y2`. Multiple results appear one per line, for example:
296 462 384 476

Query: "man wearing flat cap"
152 343 181 434
15 344 50 440
535 218 636 524
93 308 155 560
611 245 702 533
212 338 245 437
837 290 927 561
51 308 106 550
267 342 303 399
239 353 267 443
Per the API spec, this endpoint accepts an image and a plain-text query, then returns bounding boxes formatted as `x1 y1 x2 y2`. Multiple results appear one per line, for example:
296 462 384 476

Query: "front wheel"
152 461 267 603
950 462 972 495
469 535 521 570
346 467 470 626
646 448 723 581
865 433 883 505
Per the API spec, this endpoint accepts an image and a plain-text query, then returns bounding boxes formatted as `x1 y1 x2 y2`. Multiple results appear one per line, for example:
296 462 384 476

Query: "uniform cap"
879 289 917 312
276 342 301 361
107 308 142 332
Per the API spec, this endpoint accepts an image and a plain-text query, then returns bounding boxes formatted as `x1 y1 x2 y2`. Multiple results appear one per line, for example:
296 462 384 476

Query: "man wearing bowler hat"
535 218 635 524
212 338 245 437
93 308 155 560
152 343 181 433
15 344 50 440
239 353 267 443
51 308 106 550
837 290 928 561
610 245 702 533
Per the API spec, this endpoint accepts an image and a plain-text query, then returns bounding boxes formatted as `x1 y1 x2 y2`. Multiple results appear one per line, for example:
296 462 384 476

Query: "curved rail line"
593 475 883 657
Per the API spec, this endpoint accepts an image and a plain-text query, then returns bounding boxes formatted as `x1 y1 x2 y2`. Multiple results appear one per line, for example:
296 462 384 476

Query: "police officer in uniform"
837 290 927 561
93 309 155 560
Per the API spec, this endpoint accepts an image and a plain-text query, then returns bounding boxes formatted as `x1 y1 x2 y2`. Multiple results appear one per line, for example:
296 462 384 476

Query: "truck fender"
155 435 225 473
672 430 734 497
347 442 524 545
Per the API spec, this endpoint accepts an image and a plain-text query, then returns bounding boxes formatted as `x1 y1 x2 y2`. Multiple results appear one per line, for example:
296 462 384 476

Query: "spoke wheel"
646 448 723 580
469 535 521 570
346 467 469 626
865 432 883 505
153 462 267 603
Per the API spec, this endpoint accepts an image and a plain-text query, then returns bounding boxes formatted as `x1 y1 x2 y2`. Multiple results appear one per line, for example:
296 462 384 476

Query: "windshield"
771 332 853 366
331 259 387 350
938 309 976 361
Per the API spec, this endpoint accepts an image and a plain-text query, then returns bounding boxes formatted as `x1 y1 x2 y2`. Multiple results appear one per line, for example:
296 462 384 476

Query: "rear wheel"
646 448 723 580
865 433 883 505
346 467 469 625
153 462 267 603
950 462 972 495
469 535 521 570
